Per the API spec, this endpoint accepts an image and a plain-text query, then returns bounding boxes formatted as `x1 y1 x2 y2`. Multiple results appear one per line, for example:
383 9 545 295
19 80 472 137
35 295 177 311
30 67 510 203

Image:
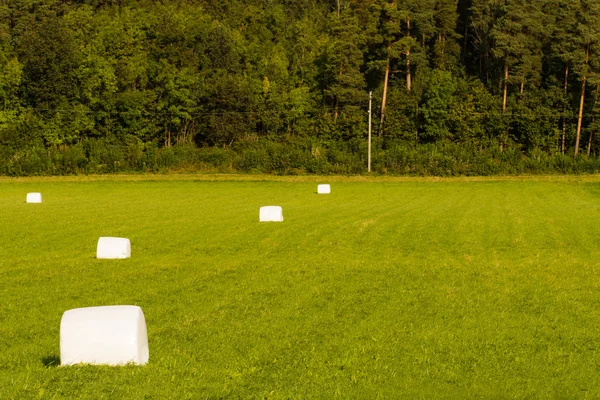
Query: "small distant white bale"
96 237 131 259
26 193 42 203
60 305 149 366
317 184 331 194
259 206 283 222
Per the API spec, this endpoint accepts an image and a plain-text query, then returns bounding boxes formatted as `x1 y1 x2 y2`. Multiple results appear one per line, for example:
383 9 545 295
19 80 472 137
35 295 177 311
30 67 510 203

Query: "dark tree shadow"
41 355 60 367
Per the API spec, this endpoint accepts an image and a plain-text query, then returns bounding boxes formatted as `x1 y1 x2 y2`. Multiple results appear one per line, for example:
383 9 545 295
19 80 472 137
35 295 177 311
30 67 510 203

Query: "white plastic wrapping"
96 237 131 259
317 184 331 194
259 206 284 222
60 305 149 366
26 193 42 203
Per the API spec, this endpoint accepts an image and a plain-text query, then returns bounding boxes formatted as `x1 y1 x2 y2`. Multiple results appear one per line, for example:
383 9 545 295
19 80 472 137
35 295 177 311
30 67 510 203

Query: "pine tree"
432 0 461 71
573 0 600 156
320 3 367 123
550 0 579 153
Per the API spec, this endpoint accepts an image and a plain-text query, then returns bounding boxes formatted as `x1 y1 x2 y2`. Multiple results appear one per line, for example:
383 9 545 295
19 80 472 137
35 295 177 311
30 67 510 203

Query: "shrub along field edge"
2 139 600 177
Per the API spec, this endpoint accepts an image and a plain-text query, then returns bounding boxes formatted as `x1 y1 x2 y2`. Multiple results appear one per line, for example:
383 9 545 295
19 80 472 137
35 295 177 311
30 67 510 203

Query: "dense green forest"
1 0 600 175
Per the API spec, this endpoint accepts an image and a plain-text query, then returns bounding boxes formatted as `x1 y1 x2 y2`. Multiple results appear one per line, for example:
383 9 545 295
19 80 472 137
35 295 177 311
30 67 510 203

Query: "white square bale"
96 237 131 259
317 184 331 194
26 193 42 203
259 206 283 222
60 305 149 366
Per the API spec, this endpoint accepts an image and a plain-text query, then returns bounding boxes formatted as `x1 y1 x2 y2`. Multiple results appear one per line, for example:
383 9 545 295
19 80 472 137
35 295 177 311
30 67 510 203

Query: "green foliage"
2 137 600 177
2 0 600 174
421 69 457 141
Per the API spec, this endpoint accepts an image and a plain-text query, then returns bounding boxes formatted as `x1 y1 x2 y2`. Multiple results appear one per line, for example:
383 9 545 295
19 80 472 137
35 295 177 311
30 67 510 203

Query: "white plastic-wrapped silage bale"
60 305 149 366
259 206 283 222
96 237 131 259
317 184 331 194
26 193 42 203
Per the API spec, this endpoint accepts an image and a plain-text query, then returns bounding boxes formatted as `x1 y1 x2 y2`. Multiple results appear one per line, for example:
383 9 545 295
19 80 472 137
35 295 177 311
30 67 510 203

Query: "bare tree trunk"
501 61 508 152
415 103 419 143
463 25 468 56
520 80 524 94
562 65 568 154
165 129 171 147
587 83 600 156
485 50 490 83
334 97 339 122
502 61 508 112
406 17 411 92
575 47 589 156
438 33 445 66
406 50 411 92
379 43 390 137
334 64 343 122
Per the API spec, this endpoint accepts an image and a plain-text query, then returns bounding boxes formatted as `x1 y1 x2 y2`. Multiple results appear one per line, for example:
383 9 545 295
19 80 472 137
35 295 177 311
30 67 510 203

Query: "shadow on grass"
41 355 60 367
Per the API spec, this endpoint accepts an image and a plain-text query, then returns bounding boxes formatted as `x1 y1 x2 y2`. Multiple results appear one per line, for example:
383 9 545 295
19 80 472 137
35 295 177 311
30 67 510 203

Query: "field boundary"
2 173 600 184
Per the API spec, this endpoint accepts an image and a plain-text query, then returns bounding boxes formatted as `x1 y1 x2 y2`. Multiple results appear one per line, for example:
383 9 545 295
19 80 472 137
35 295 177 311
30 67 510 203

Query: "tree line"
1 0 600 175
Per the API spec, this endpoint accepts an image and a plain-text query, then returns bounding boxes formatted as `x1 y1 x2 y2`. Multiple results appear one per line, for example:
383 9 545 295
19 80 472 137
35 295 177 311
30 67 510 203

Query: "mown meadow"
2 175 600 398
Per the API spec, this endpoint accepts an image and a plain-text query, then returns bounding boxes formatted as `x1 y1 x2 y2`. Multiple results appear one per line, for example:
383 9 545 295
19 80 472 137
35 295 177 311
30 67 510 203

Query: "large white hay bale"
317 184 331 194
60 305 149 366
259 206 283 222
26 193 42 203
96 237 131 259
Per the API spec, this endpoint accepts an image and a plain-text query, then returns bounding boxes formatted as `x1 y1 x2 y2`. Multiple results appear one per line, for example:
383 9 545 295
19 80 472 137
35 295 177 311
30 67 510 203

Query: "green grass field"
2 175 600 399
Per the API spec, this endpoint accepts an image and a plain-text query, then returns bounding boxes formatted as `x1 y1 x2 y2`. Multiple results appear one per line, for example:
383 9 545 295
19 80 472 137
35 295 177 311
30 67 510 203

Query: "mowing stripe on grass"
1 176 600 398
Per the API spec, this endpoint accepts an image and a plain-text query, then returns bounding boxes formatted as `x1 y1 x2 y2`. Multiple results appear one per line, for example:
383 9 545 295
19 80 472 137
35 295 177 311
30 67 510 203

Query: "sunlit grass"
2 175 600 398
